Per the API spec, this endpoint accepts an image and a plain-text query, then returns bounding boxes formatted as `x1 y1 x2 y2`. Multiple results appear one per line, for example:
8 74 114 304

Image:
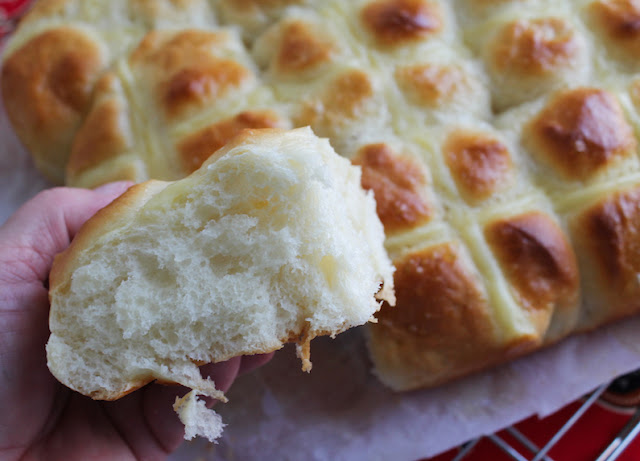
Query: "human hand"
0 183 273 461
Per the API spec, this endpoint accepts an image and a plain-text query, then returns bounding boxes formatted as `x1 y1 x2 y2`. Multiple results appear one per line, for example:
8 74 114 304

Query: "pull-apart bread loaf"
46 127 395 440
5 0 640 392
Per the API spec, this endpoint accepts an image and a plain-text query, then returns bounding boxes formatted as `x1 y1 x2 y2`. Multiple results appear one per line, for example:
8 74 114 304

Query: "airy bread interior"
46 127 395 440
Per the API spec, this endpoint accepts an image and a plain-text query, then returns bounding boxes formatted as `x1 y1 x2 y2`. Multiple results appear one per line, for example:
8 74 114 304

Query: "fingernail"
93 181 134 196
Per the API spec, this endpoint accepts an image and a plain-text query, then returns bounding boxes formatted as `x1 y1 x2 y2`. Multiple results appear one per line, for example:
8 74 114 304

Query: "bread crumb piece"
173 390 225 442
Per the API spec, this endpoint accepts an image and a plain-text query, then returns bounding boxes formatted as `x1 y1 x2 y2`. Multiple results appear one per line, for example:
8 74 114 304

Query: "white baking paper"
2 80 640 461
170 320 640 461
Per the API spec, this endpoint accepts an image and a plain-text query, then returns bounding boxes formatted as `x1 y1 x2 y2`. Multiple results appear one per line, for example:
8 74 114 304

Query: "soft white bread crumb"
46 127 395 411
173 391 225 442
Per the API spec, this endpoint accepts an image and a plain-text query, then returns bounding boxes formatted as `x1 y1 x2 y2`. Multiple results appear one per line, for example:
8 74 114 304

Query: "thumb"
0 181 133 283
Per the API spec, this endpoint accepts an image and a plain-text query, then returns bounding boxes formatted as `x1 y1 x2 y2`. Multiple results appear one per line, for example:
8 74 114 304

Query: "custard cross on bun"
46 127 395 441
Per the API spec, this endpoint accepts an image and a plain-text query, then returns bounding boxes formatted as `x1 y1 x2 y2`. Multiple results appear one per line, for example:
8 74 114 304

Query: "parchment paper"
3 86 640 461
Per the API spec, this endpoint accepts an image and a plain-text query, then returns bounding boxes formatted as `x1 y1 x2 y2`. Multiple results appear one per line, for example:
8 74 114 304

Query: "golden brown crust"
69 100 126 173
395 64 470 108
67 74 130 177
368 323 538 390
590 0 640 59
489 18 580 77
353 143 432 233
1 27 106 183
3 28 101 113
485 212 580 333
130 30 253 121
443 130 512 203
527 88 636 180
296 69 375 141
163 64 249 119
275 21 334 74
571 185 640 321
307 70 373 119
375 242 491 337
361 0 443 47
370 241 537 389
324 70 374 116
177 111 287 173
